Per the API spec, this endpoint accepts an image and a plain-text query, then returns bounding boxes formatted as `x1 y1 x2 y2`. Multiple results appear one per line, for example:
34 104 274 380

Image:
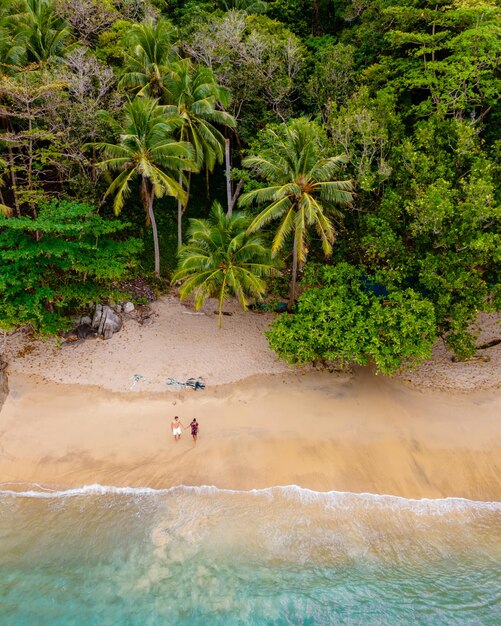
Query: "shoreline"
1 368 500 502
2 482 501 506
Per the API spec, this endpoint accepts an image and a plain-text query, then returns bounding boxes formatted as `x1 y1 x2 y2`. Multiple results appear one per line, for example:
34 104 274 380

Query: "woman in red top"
190 419 199 442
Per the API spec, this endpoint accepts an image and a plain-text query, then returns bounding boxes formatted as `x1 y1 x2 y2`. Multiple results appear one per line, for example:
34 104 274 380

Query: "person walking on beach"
190 418 199 443
171 416 184 442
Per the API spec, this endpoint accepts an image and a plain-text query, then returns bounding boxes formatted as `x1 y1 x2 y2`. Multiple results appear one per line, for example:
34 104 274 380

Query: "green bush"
0 200 142 335
267 263 437 375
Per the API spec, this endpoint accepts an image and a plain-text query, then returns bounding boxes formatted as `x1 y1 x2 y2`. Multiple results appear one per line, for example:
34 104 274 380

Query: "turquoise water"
0 485 500 625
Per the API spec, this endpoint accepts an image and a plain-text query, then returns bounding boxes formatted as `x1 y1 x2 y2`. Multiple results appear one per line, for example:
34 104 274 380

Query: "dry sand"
4 296 292 392
1 368 500 501
399 312 501 392
1 298 499 501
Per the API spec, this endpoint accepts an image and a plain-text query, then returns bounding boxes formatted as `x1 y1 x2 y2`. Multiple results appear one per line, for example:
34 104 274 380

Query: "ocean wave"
1 482 500 511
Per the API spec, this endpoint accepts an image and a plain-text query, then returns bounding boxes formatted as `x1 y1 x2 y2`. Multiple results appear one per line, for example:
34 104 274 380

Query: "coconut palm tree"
14 0 72 64
0 10 26 73
172 201 277 327
240 117 354 309
89 97 195 277
119 19 178 98
163 59 236 247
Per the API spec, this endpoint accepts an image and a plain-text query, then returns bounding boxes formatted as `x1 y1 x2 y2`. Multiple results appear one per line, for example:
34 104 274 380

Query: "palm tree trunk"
143 177 160 277
218 274 227 328
288 230 298 311
225 138 232 216
177 171 183 250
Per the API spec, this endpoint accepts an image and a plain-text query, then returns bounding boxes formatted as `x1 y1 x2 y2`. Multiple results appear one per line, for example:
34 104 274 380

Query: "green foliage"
119 19 178 97
172 200 278 326
163 58 236 171
355 119 500 359
267 263 437 375
0 200 142 334
382 0 501 121
89 96 195 276
0 0 498 359
240 117 353 307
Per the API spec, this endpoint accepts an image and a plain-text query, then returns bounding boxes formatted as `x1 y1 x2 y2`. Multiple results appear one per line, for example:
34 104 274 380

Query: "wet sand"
1 368 500 501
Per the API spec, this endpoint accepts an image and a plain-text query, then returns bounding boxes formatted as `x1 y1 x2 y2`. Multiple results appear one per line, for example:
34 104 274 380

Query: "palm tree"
89 97 195 277
163 59 236 247
119 19 178 98
0 7 26 73
14 0 72 64
172 201 277 327
240 118 354 309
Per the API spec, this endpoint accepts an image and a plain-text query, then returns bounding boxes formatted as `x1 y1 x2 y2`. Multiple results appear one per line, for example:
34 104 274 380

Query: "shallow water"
0 485 500 625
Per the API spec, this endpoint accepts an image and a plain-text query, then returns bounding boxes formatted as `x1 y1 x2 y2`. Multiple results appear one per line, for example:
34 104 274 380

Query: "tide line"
0 482 500 511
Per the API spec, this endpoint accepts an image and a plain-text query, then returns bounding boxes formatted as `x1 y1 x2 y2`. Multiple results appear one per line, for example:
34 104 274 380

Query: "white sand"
398 312 501 392
4 296 293 392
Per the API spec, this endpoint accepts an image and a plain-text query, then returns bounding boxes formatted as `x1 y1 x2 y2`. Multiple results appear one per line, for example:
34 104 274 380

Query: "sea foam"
0 482 500 512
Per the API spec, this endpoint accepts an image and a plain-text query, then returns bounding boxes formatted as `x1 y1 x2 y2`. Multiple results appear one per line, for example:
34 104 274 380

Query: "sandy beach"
1 298 500 501
1 367 500 501
3 296 292 393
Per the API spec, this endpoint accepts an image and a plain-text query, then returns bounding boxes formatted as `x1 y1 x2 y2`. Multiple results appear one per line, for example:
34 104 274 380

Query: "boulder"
91 304 122 339
122 301 135 314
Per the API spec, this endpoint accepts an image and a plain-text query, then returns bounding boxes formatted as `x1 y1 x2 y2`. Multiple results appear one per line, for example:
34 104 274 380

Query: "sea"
0 484 500 625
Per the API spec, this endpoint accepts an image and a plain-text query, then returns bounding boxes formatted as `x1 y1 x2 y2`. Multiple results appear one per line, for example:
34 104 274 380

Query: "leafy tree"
90 96 195 276
218 0 268 14
0 70 67 217
306 42 357 121
382 0 501 123
55 0 118 46
267 262 437 375
0 200 142 334
172 200 278 326
163 58 236 247
355 117 500 359
184 12 307 137
240 117 353 308
326 86 403 194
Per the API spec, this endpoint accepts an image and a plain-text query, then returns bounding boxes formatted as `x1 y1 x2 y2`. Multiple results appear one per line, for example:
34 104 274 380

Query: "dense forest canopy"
0 0 499 372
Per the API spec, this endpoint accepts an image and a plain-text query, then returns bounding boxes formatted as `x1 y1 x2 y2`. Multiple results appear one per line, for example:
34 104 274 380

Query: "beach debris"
123 301 135 314
451 355 491 363
92 304 122 340
118 277 155 302
61 338 86 348
128 304 155 326
129 373 152 389
166 377 206 390
130 373 142 389
476 338 500 350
